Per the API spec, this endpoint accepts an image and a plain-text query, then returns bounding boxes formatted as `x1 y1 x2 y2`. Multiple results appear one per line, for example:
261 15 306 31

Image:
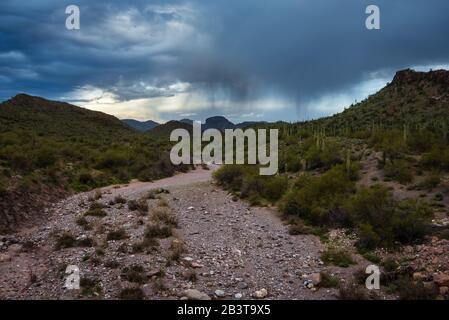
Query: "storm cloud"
1 0 448 122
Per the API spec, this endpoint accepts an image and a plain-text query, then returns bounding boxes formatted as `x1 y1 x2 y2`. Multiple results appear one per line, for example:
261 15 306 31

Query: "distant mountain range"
122 115 267 132
122 119 160 132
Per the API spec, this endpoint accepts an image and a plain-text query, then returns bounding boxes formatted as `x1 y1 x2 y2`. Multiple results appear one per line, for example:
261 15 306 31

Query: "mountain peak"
8 93 49 106
391 68 449 87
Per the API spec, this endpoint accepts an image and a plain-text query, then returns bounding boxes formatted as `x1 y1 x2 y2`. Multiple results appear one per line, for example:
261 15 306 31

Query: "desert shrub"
288 222 314 235
121 265 146 283
113 195 127 204
96 150 128 169
213 165 247 190
337 284 368 300
104 260 120 269
303 139 342 169
77 237 95 247
128 198 148 213
318 272 340 288
107 228 128 241
421 145 449 170
144 223 172 239
392 199 433 243
75 216 91 230
84 207 107 217
281 147 303 173
151 206 178 227
280 165 355 226
407 130 439 153
120 288 144 300
77 171 95 187
360 251 382 264
419 172 441 190
383 160 414 184
396 277 438 300
346 185 432 249
131 237 159 253
34 148 57 168
321 249 355 268
80 278 102 296
370 129 407 161
54 233 94 249
166 239 186 263
54 233 76 249
241 174 288 203
214 164 288 204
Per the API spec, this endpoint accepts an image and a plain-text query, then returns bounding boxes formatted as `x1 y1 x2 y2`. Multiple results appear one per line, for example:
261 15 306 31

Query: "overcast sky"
1 0 449 123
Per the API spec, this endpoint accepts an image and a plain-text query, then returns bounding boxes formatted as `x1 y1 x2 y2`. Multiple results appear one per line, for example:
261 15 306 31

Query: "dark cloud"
1 0 448 121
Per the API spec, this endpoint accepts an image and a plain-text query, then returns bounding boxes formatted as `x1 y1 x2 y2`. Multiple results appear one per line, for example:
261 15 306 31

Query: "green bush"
214 165 288 204
383 160 414 184
346 185 432 249
96 150 128 169
321 249 355 267
303 139 342 169
213 165 247 190
280 165 355 225
318 272 340 288
421 145 449 170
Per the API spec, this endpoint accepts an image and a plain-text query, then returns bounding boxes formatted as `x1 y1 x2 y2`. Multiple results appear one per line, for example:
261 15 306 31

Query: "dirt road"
0 167 339 300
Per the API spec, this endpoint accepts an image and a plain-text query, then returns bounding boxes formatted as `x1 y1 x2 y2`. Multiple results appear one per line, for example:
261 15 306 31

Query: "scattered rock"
0 253 11 263
184 289 211 301
434 273 449 287
254 288 268 299
308 273 322 286
214 289 225 297
234 293 242 299
413 272 425 281
191 262 204 268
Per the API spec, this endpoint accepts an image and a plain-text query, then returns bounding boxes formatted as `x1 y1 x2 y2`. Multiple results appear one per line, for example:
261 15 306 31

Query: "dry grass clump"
151 206 178 227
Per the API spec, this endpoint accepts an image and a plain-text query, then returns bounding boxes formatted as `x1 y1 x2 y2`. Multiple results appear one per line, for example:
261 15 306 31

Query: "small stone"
439 286 448 295
8 244 22 253
308 273 322 286
237 282 248 289
191 262 204 268
0 253 11 263
187 206 194 210
215 289 225 297
434 273 449 287
254 288 268 299
183 257 194 262
413 272 425 281
184 289 211 301
234 293 243 299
